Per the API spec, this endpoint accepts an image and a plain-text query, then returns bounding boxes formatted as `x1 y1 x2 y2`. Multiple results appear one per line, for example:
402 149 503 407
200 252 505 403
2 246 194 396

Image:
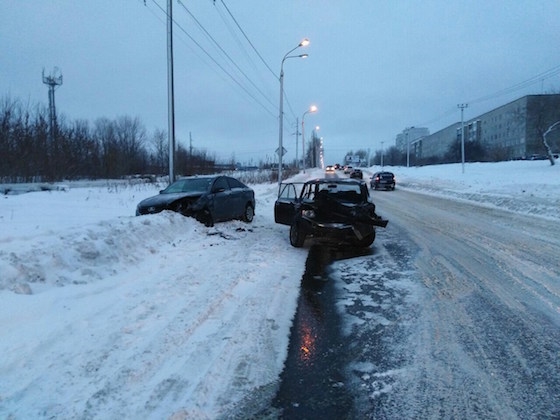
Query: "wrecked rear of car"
274 178 388 247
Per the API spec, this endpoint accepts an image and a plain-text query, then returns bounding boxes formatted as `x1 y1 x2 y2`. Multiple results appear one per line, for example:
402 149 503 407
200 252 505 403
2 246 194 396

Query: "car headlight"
302 209 315 218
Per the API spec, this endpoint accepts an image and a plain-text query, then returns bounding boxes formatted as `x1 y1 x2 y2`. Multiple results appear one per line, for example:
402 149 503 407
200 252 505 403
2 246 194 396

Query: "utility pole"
301 117 306 173
167 0 176 184
189 132 193 174
406 128 410 168
458 103 468 173
380 141 384 168
42 68 63 143
189 132 193 156
294 117 300 170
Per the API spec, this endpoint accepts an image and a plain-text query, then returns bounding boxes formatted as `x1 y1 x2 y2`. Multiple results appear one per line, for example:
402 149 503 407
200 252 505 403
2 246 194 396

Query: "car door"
225 176 244 217
274 182 303 225
210 176 232 221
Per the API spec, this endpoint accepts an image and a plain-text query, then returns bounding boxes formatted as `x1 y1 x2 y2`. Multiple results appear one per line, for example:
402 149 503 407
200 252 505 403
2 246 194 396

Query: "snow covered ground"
0 160 558 418
391 160 560 220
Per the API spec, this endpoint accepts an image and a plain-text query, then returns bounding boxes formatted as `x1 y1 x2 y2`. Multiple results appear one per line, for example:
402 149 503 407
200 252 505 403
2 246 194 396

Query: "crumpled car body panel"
274 178 388 247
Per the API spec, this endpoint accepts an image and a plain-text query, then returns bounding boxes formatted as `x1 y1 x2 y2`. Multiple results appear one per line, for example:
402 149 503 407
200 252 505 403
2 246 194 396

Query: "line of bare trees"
0 96 224 183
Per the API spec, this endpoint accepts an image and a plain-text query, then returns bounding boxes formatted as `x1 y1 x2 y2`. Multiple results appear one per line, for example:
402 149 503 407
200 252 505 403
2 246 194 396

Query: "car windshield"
162 178 213 194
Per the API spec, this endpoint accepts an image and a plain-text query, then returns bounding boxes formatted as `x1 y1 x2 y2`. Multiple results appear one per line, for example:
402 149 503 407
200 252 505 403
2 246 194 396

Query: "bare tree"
114 116 147 175
541 120 560 166
94 118 118 177
150 128 168 175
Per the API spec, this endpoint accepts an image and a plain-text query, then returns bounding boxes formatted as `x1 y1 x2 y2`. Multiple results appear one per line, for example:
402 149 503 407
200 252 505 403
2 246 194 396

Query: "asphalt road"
364 188 560 418
265 187 560 419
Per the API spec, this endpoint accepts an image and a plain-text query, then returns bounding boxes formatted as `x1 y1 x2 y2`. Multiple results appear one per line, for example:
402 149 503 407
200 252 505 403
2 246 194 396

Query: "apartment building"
410 94 560 162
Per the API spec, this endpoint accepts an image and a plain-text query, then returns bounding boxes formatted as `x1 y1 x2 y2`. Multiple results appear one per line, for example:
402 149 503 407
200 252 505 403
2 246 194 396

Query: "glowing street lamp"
278 38 309 185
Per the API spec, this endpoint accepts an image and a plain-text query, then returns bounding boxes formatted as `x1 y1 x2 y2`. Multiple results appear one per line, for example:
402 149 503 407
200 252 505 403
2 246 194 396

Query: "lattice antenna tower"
42 67 63 141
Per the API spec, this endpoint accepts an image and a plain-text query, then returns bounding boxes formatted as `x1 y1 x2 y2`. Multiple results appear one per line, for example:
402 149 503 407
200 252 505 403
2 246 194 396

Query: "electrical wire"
416 64 560 128
219 0 277 79
467 64 560 105
147 0 277 119
144 0 306 138
214 3 275 108
177 0 277 111
213 1 300 131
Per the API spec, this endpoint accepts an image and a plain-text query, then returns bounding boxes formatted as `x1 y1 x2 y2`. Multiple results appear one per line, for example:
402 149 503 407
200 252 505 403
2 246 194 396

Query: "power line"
216 0 299 126
177 0 277 111
467 64 560 105
213 3 274 105
416 64 560 128
146 0 277 118
218 0 277 79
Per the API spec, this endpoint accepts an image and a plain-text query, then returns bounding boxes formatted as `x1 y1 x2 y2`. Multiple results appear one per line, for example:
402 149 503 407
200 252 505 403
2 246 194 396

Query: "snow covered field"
0 160 558 418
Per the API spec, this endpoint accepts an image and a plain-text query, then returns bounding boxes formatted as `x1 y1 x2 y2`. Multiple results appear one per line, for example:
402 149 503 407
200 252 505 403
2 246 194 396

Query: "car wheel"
242 204 254 223
196 209 214 227
174 202 186 215
289 223 306 247
356 232 375 247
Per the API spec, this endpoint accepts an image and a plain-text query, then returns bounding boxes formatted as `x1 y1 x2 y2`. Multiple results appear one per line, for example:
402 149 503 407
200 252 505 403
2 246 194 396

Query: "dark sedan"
136 175 255 227
370 171 396 190
349 169 363 179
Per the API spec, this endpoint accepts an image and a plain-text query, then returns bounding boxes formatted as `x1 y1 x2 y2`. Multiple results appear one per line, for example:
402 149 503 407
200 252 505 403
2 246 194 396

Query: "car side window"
226 177 244 189
212 177 230 192
279 183 297 199
302 184 317 200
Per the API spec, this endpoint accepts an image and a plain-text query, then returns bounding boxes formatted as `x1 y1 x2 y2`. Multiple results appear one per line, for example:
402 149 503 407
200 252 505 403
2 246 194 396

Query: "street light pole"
301 105 317 173
406 126 415 168
458 103 468 174
278 39 309 185
406 128 410 168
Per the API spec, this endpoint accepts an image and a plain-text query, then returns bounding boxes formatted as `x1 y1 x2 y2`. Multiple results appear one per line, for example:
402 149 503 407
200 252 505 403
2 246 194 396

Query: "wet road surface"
258 188 560 419
271 245 359 418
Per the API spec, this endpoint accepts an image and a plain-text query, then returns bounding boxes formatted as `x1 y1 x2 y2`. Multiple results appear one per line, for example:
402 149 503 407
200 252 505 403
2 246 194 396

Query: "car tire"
289 222 306 247
175 202 187 216
356 232 375 247
196 209 214 227
242 204 254 223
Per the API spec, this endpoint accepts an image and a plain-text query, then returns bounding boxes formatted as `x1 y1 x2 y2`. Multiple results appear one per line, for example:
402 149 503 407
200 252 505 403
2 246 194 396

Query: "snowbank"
374 160 560 220
0 160 558 418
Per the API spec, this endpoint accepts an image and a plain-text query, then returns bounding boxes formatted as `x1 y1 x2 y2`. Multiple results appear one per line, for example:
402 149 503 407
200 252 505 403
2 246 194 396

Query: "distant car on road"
349 168 363 179
136 175 255 227
370 171 396 190
325 165 335 173
343 165 353 174
274 178 388 247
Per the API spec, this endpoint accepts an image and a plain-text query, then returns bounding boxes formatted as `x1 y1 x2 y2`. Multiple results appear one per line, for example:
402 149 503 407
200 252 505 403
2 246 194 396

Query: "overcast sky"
2 1 559 166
